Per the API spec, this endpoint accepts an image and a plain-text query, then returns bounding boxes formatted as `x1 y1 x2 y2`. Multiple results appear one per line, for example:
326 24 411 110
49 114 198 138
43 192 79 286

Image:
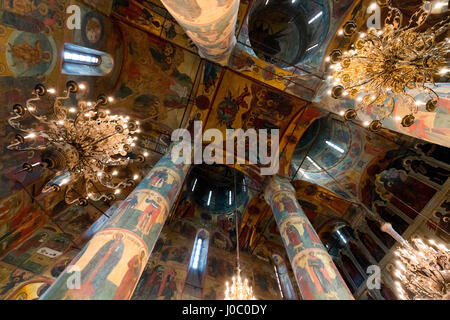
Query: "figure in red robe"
113 253 143 299
136 199 163 235
306 253 333 297
281 195 298 214
285 222 302 248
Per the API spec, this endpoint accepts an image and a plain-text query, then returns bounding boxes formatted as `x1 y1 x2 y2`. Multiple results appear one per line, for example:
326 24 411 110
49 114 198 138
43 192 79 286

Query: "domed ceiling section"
247 0 330 68
289 115 364 200
187 164 249 214
291 116 352 173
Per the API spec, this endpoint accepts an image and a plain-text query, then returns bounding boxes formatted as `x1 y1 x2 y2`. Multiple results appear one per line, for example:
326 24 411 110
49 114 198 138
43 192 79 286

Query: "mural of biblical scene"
109 22 201 130
112 0 165 37
187 60 223 130
210 70 308 132
157 0 240 65
229 46 296 93
356 140 447 241
82 0 114 16
0 0 67 199
293 249 353 300
0 263 35 299
129 166 285 300
0 200 49 258
0 196 111 300
132 230 189 300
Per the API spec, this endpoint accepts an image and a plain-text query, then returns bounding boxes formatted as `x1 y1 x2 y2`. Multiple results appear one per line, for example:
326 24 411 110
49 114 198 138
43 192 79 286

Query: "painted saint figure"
284 221 302 248
113 251 145 299
135 199 163 235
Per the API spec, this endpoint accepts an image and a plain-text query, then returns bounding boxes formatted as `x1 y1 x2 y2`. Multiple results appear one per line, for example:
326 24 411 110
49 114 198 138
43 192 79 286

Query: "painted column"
264 176 354 300
41 147 190 300
160 0 240 65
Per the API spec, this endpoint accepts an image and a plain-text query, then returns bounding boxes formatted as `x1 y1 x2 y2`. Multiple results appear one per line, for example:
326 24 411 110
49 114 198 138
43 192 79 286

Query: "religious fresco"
231 0 356 102
0 194 49 258
359 146 447 234
110 22 200 130
0 0 128 266
128 175 284 300
0 0 446 302
40 151 190 300
112 0 197 52
264 176 354 300
203 69 308 141
82 0 114 16
0 198 110 300
159 0 240 65
0 0 66 200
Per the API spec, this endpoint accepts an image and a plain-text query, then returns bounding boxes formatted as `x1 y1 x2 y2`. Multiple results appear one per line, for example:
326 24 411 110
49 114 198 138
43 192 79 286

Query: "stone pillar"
41 149 190 300
264 176 354 300
160 0 240 65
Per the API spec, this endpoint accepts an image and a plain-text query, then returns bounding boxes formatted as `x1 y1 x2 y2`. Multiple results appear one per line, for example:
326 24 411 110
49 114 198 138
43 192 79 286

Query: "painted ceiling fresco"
290 114 418 201
0 0 448 301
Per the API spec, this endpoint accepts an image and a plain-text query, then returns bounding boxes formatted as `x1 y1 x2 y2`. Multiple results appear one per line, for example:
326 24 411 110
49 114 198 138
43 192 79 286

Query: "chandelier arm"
83 132 120 150
26 96 51 123
408 6 430 30
99 178 134 190
385 6 403 29
54 91 71 115
6 144 49 152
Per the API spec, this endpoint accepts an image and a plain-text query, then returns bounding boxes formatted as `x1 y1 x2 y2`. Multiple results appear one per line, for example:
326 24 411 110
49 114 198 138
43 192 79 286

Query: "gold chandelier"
392 237 450 300
224 165 256 300
328 0 449 131
7 81 147 205
225 267 256 300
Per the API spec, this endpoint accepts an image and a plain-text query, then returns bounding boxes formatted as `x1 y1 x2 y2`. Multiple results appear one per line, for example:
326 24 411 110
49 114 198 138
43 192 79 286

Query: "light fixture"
328 1 449 132
306 156 321 170
63 50 100 65
207 190 212 206
308 11 323 24
224 166 256 300
306 43 319 52
392 237 450 300
7 82 147 205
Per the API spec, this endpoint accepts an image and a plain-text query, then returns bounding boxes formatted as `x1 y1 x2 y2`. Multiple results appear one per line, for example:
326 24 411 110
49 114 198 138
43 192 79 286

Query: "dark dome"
291 116 351 175
248 0 330 68
187 164 248 214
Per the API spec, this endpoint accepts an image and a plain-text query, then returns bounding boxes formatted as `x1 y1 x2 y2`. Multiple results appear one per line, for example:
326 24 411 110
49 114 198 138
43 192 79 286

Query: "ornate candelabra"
225 267 256 300
224 165 256 300
392 237 450 300
328 0 449 131
7 81 148 205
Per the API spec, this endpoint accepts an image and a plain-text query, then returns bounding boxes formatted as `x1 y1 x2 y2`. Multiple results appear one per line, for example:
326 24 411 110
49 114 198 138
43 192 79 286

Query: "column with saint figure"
41 144 191 300
160 0 240 65
264 176 354 300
